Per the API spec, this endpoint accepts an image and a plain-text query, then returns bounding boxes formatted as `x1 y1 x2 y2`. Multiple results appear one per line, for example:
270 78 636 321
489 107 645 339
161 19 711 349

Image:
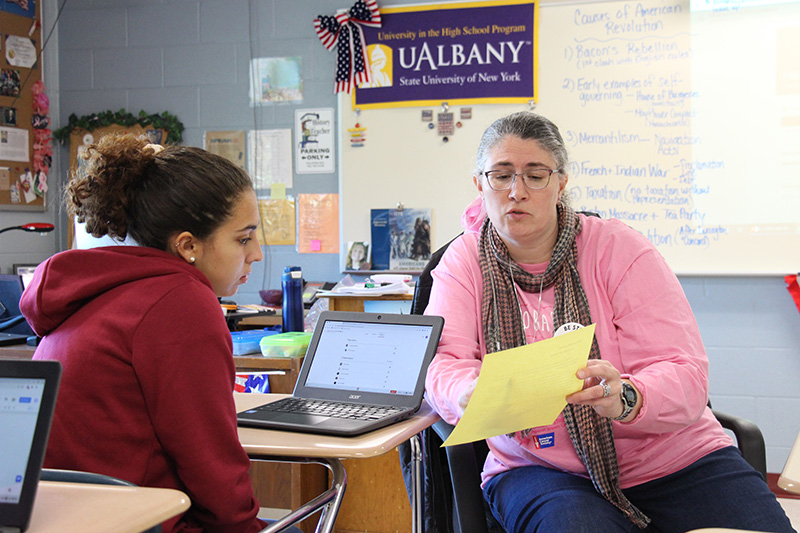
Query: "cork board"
66 124 166 248
0 1 46 211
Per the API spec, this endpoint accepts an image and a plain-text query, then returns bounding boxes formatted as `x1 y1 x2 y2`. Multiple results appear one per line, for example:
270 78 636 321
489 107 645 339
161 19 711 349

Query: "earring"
190 257 195 263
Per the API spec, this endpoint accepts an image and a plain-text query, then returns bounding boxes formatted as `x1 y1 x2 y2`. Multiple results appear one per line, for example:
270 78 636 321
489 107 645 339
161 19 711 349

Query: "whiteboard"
339 0 800 275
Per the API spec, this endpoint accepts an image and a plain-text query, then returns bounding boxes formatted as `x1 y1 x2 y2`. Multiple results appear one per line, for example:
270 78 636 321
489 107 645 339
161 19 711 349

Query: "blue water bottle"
282 266 304 332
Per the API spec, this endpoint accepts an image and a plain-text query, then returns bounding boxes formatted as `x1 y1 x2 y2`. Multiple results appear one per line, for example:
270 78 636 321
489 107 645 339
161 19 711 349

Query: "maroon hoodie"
21 246 265 533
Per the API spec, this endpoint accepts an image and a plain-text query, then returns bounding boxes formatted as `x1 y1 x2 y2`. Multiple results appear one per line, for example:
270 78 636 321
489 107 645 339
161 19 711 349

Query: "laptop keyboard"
261 397 403 421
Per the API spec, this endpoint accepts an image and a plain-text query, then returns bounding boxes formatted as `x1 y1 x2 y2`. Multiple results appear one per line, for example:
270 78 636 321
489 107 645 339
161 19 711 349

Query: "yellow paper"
271 183 286 199
258 198 295 246
443 324 595 447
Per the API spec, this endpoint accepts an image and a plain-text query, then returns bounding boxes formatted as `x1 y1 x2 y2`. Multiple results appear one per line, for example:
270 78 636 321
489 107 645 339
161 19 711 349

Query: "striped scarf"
478 203 650 529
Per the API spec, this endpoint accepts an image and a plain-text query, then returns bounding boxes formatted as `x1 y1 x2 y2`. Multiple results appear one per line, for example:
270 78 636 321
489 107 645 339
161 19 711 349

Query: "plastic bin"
231 328 280 356
260 331 313 358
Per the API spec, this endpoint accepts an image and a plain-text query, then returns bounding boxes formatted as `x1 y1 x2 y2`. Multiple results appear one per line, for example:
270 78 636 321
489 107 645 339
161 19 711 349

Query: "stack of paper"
321 281 414 296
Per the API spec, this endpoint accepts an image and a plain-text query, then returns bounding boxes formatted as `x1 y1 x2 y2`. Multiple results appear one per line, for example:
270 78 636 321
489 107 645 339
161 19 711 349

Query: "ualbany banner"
353 0 537 109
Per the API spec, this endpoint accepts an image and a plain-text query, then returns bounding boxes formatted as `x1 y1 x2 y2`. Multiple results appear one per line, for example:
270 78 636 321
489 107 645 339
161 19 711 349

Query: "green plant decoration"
53 109 185 144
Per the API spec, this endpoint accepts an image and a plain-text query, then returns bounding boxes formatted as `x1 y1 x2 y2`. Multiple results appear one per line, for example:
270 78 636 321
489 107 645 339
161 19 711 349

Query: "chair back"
400 234 500 532
410 233 461 316
0 274 35 335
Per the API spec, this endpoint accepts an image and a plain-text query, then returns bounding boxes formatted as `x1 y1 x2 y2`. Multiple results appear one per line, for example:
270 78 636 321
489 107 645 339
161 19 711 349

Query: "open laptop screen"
0 360 61 532
303 319 434 396
0 376 47 504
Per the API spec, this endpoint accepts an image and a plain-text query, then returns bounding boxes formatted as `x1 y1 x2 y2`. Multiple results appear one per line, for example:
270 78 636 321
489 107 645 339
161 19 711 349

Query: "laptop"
0 274 36 347
237 311 444 437
0 359 62 532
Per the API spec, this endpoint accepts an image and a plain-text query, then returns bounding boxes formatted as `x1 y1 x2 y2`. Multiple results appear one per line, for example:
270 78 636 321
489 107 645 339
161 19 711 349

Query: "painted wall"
0 0 797 473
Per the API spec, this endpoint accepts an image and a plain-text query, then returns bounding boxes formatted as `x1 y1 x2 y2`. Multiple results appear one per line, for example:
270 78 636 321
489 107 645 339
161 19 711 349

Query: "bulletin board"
65 124 167 249
0 0 47 211
340 0 800 275
67 124 168 183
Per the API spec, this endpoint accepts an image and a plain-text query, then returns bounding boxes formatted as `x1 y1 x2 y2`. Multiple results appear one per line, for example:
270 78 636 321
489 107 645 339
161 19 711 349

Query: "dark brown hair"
66 133 253 250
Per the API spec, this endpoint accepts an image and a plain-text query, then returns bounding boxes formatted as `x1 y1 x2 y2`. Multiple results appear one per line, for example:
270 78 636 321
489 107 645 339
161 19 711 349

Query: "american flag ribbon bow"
314 0 382 93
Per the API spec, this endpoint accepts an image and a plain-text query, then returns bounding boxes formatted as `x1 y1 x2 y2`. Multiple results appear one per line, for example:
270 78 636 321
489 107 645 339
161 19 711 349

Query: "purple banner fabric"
353 1 537 108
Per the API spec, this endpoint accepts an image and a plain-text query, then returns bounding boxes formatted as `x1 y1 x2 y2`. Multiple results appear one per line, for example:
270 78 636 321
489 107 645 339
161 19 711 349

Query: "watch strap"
613 382 637 421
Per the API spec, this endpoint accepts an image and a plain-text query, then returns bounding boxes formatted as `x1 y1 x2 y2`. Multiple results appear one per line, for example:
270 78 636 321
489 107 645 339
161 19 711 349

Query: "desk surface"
0 343 36 359
779 430 800 495
319 293 413 301
687 530 770 532
28 481 190 533
235 393 439 459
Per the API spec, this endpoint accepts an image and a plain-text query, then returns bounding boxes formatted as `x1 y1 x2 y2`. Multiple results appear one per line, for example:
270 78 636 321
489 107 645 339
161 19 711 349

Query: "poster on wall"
248 57 303 105
204 130 246 170
370 207 431 271
294 108 335 174
0 126 28 161
247 129 292 190
298 193 339 254
258 197 296 246
353 0 537 109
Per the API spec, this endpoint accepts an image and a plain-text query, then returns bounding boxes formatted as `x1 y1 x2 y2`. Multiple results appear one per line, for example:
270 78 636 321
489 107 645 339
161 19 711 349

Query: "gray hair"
474 112 570 175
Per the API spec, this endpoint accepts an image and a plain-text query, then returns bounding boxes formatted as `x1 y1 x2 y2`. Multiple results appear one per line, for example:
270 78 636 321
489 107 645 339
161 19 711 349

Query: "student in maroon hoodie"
21 133 270 533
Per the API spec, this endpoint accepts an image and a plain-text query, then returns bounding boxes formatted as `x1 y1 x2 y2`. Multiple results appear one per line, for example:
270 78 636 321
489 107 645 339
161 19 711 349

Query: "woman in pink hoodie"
424 112 793 533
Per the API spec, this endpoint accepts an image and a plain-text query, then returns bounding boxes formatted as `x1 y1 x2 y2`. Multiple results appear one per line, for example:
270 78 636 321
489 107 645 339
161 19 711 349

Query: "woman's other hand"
457 377 479 416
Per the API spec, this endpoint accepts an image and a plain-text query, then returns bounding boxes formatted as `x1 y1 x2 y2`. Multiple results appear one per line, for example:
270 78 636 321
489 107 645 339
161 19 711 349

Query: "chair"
401 232 770 533
0 274 35 336
433 411 768 533
40 468 163 533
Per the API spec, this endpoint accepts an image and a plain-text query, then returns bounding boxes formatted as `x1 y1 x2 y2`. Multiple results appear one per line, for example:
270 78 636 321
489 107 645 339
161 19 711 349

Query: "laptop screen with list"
303 319 434 396
0 376 46 504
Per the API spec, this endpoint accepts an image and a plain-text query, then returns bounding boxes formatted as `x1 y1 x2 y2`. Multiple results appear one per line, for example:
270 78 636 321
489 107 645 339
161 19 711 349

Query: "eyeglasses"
482 169 560 191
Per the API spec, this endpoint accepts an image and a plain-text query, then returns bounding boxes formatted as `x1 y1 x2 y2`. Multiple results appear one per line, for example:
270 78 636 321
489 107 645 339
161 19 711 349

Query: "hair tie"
144 143 164 155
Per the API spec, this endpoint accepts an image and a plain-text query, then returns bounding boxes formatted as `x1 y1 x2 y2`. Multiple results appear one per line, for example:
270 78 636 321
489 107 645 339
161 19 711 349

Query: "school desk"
235 392 439 533
26 481 189 533
319 293 413 313
779 430 800 496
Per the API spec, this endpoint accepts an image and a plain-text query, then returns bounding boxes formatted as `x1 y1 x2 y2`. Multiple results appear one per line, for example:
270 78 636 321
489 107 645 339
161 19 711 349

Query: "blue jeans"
483 446 795 533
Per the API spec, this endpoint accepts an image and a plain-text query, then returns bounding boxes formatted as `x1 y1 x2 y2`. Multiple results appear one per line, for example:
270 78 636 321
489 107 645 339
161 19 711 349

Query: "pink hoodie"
425 199 732 487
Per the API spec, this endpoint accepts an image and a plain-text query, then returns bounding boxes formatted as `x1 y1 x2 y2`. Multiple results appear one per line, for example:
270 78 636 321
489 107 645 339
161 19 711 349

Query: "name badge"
554 322 584 337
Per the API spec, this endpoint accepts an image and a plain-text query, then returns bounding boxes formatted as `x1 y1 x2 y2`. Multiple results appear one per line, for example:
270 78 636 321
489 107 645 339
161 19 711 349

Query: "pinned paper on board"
247 129 292 190
298 193 339 254
204 130 246 171
258 197 295 246
271 183 286 199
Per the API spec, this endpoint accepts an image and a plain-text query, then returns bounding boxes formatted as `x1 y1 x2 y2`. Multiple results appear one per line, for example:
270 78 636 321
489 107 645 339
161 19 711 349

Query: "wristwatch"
613 382 638 421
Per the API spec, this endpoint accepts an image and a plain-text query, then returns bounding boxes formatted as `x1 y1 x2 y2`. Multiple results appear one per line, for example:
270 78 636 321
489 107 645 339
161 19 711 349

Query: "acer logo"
349 394 361 400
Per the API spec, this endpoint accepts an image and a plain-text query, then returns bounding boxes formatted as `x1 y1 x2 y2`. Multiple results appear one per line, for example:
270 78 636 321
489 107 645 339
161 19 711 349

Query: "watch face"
622 384 637 405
